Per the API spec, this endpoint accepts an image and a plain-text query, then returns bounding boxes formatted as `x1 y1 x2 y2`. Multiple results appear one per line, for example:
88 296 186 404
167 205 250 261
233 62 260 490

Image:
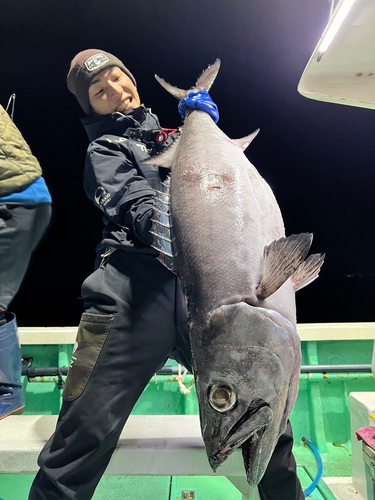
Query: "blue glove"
178 90 219 123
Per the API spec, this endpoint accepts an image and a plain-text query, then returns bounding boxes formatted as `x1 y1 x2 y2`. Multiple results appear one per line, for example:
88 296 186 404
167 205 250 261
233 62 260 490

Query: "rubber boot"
0 311 25 419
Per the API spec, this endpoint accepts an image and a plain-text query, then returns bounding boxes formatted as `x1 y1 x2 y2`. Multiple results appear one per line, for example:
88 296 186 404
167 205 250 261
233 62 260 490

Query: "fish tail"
195 59 221 91
155 59 221 100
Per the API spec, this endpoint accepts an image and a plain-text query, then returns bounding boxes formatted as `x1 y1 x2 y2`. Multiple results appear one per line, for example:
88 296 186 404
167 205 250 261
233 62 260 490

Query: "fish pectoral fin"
142 136 181 169
291 253 325 291
256 233 313 300
232 129 260 151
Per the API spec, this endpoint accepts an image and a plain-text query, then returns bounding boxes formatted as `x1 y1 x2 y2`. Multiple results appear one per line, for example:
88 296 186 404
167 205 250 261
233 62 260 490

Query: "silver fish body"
146 60 324 485
170 110 295 326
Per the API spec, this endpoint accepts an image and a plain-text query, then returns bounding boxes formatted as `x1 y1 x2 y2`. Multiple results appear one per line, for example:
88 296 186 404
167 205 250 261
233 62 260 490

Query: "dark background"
1 0 374 326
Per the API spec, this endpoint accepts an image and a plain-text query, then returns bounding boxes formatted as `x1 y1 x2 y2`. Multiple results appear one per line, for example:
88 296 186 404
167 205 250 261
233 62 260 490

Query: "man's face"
88 66 141 115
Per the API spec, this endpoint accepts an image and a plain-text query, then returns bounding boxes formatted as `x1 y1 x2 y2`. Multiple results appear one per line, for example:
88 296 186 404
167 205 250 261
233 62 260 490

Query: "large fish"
145 60 324 485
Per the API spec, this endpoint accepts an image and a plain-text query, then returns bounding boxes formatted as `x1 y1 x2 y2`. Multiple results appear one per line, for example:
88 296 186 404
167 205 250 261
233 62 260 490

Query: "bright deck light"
318 0 357 56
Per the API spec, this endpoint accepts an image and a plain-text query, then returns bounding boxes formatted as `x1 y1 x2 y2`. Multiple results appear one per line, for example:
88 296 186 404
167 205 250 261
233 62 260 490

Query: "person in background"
28 49 304 500
0 103 52 419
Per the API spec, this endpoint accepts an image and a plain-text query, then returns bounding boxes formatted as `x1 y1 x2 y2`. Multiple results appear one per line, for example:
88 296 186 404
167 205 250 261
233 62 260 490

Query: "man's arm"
84 138 156 245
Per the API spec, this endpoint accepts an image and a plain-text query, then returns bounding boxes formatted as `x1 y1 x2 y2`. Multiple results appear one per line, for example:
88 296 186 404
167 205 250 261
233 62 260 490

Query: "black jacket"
82 105 177 254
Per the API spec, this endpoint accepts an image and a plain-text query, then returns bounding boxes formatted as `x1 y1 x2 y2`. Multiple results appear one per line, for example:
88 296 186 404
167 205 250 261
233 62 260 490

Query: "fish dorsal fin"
232 129 260 151
195 59 221 91
154 59 221 99
150 182 177 274
256 233 313 300
143 135 181 169
291 253 325 291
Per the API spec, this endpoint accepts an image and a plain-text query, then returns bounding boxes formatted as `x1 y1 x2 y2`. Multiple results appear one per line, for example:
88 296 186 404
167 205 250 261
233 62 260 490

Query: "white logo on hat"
85 53 110 72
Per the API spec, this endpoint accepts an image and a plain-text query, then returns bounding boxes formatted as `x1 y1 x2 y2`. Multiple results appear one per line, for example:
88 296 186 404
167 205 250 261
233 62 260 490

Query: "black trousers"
28 250 304 500
0 203 52 310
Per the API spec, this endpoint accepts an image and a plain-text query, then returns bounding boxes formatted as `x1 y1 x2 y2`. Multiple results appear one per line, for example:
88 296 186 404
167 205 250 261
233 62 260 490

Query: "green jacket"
0 105 42 197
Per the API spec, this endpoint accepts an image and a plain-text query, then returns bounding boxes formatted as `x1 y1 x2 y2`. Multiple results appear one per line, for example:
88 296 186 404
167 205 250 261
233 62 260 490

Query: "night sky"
1 0 374 327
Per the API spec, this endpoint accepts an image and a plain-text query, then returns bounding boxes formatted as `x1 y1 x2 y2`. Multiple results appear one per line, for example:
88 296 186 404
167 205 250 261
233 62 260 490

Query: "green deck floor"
0 467 332 500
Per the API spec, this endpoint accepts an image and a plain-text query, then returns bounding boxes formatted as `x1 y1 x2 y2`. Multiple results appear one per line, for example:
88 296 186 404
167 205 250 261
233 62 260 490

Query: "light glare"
319 0 357 54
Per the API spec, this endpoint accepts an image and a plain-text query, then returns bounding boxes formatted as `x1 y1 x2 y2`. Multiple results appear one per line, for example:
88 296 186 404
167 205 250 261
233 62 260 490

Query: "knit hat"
67 49 137 115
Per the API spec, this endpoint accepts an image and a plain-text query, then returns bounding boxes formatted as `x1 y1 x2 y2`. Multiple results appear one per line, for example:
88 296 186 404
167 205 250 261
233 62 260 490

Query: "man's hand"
178 90 219 123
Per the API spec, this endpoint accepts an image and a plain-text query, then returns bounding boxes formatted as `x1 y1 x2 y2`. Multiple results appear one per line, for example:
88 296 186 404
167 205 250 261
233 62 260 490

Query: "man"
28 49 304 500
0 103 51 420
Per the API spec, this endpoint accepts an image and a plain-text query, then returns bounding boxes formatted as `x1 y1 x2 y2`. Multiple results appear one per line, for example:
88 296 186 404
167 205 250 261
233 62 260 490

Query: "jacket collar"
81 105 160 143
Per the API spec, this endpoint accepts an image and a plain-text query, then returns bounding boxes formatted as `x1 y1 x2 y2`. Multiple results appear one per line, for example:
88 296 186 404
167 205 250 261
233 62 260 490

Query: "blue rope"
303 438 323 497
178 90 219 123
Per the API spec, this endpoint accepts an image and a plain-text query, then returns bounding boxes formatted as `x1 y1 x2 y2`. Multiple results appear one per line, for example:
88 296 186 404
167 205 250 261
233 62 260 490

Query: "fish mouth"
208 402 272 475
242 427 267 485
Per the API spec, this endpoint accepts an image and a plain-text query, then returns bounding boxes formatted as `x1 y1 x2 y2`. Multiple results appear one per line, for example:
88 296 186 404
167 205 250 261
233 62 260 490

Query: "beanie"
67 49 137 115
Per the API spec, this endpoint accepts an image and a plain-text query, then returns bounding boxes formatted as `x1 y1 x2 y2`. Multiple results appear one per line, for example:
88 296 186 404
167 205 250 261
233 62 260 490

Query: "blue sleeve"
84 138 156 245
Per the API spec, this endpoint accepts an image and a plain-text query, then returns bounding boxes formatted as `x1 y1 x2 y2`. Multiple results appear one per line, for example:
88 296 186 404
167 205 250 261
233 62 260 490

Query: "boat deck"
1 323 375 500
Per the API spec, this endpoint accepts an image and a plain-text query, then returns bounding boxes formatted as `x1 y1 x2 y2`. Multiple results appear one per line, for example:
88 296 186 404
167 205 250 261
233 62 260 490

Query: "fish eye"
209 384 236 413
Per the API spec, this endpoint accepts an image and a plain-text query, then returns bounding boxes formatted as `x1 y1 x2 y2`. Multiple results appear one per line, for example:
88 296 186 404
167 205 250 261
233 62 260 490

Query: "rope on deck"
177 364 195 395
